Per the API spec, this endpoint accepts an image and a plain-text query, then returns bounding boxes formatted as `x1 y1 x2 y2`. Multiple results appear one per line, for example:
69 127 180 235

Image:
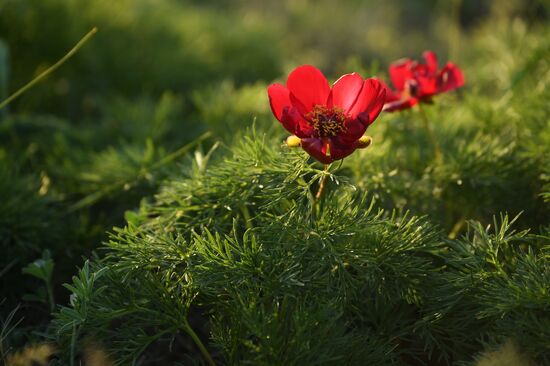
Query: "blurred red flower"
381 51 464 112
268 65 386 164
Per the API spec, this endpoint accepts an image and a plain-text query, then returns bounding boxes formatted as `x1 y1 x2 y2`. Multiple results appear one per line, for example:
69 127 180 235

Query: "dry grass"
5 341 113 366
83 342 113 366
5 343 55 366
476 341 533 366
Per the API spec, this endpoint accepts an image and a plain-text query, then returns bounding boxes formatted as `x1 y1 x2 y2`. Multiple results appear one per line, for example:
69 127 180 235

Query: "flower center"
307 105 348 137
404 79 419 97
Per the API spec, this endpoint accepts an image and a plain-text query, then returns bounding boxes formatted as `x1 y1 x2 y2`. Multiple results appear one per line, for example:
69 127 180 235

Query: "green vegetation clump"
52 135 549 365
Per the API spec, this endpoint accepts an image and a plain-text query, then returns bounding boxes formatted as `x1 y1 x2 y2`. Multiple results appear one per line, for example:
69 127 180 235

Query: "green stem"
0 27 98 110
70 324 77 366
46 280 55 313
151 131 211 170
315 164 330 201
311 164 330 218
448 216 466 239
449 0 462 61
69 131 211 211
183 318 216 366
418 103 443 164
0 260 17 278
240 204 253 229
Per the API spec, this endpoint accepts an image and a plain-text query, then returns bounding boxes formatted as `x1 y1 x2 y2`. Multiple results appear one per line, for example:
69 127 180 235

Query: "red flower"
381 51 464 112
267 65 386 164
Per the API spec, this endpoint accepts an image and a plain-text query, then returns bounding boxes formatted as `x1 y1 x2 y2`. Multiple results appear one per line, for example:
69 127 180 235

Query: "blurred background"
1 0 547 116
2 0 547 247
0 0 548 362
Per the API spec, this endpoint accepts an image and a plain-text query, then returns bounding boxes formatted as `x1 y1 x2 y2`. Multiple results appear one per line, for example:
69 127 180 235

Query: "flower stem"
315 164 330 201
311 165 330 219
0 27 98 110
69 131 211 211
46 280 55 313
418 103 443 164
448 216 466 239
183 317 216 366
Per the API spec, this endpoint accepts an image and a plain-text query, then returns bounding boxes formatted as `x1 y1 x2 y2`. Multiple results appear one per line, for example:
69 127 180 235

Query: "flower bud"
356 135 372 149
285 135 301 147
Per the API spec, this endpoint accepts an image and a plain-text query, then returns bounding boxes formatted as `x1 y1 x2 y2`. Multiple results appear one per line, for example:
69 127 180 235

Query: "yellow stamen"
306 105 348 137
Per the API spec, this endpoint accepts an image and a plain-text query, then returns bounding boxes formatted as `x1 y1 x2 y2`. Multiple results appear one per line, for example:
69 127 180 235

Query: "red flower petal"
382 51 464 111
376 78 401 103
301 137 333 164
279 106 299 134
286 65 330 115
383 97 418 112
415 75 439 98
328 137 355 161
338 80 385 142
363 80 386 124
267 83 291 121
280 106 314 138
348 79 385 122
423 51 438 74
339 118 366 143
327 73 364 113
389 58 413 91
296 117 315 137
438 63 465 92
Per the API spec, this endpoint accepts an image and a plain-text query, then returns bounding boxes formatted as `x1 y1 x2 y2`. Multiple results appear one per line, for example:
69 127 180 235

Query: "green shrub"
51 134 549 365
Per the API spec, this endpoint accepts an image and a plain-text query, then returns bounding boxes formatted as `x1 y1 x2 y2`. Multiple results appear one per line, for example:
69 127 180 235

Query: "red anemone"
267 65 386 164
381 51 464 112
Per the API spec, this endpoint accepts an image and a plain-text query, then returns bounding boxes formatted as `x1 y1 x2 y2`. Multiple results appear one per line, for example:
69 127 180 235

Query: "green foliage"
49 137 422 364
0 168 58 254
0 304 23 363
419 215 550 364
0 0 282 115
343 17 549 231
51 134 549 365
0 167 63 306
192 81 274 143
22 250 56 312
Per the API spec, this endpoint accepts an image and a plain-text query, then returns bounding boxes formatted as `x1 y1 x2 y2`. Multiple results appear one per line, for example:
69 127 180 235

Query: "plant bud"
356 135 372 149
285 135 301 147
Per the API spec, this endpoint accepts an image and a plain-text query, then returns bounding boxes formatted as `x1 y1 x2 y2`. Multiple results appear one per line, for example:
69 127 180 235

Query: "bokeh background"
0 0 549 364
2 0 547 116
